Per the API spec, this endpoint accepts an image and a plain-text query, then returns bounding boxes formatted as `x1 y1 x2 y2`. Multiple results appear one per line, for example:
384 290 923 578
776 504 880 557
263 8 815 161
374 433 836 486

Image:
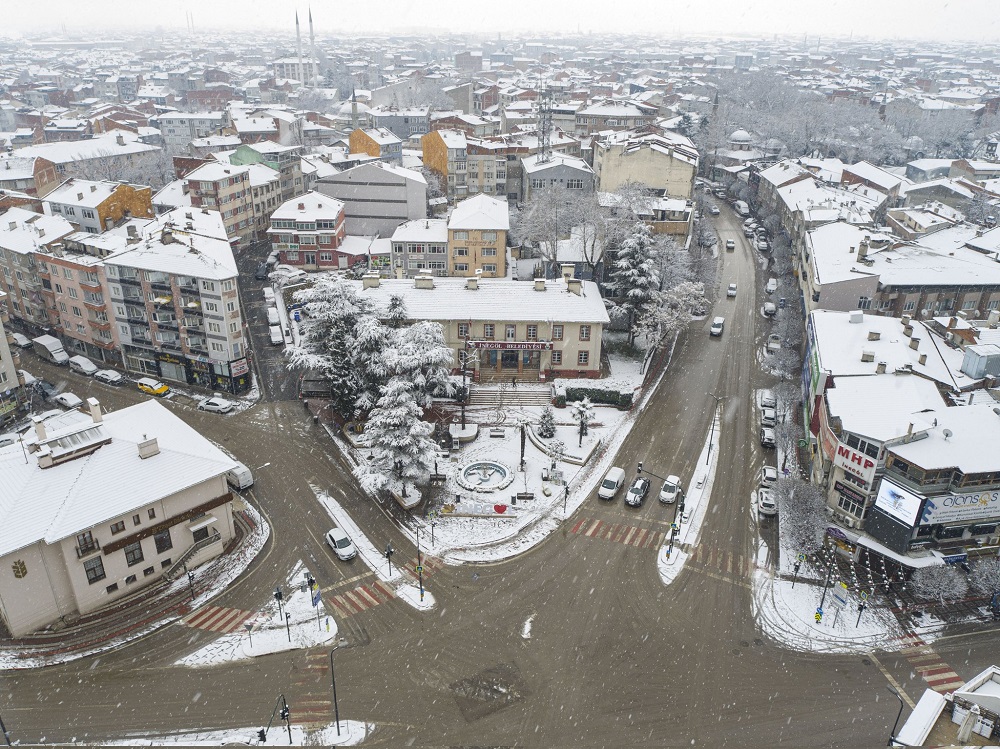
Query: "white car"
325 527 357 561
710 317 725 337
659 475 683 504
727 283 737 297
760 427 776 448
11 332 31 348
762 407 777 427
767 334 781 352
198 396 235 414
761 466 778 486
760 390 776 409
53 392 83 409
709 205 721 215
725 239 735 251
757 487 777 516
94 369 126 385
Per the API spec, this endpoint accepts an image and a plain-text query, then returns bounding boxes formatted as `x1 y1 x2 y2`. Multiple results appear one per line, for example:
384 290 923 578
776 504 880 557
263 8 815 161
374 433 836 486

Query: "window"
455 263 469 271
483 324 495 338
483 264 497 273
68 287 78 299
527 325 537 341
106 583 119 594
552 324 564 341
483 248 497 256
63 267 73 279
530 179 544 189
126 574 137 585
482 231 497 242
551 350 563 365
455 248 469 256
578 351 590 366
205 302 218 313
161 559 172 569
286 251 299 261
124 541 144 567
506 324 516 340
72 306 82 317
319 252 333 262
567 179 585 189
201 281 216 292
579 325 591 341
55 283 63 293
857 297 872 310
453 231 468 241
837 493 865 518
110 520 126 535
84 556 106 584
963 299 977 310
143 566 155 577
903 300 916 312
148 508 156 520
458 322 470 338
132 514 141 527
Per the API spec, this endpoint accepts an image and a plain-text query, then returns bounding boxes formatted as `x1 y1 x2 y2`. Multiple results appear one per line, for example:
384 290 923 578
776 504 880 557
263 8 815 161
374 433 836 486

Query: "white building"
0 399 237 636
316 161 427 238
157 112 228 152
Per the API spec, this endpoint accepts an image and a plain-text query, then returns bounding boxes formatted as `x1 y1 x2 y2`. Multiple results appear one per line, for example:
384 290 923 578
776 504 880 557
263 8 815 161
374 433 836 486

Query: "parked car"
325 527 357 561
0 433 19 448
94 369 126 385
598 466 626 500
68 355 98 376
226 461 254 491
762 407 777 427
710 317 725 336
10 332 31 348
760 427 776 448
198 396 235 414
757 239 770 252
743 226 756 237
765 278 778 294
659 475 683 504
53 392 83 409
757 487 778 516
254 262 269 280
35 379 59 400
761 466 778 486
709 205 721 215
727 283 738 297
137 377 170 396
763 302 777 317
725 239 735 251
625 477 651 507
269 325 284 345
760 389 776 409
767 334 781 352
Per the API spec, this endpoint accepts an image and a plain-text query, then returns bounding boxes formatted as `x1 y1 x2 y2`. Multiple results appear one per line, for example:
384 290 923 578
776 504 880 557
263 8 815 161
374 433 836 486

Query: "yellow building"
447 194 509 278
421 129 468 200
348 127 402 165
44 179 154 234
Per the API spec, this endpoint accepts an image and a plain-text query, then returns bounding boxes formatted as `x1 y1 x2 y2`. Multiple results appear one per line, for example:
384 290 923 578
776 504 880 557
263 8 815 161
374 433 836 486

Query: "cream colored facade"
593 133 699 199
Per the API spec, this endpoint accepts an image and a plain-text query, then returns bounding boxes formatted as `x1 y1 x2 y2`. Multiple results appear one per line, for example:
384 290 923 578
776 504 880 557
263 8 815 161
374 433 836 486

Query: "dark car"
254 262 269 280
35 380 59 400
625 477 651 507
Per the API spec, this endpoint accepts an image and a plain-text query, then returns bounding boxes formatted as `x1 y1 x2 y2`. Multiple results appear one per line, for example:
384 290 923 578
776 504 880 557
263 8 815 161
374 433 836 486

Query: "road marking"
585 520 603 537
632 528 648 547
868 653 915 708
182 605 252 633
898 634 965 694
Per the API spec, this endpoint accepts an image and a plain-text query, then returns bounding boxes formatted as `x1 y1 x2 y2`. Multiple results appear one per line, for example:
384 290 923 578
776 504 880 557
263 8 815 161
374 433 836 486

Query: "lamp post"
707 393 724 465
284 611 291 643
886 685 905 747
182 562 196 602
0 711 11 747
417 530 424 603
273 586 284 621
329 645 342 737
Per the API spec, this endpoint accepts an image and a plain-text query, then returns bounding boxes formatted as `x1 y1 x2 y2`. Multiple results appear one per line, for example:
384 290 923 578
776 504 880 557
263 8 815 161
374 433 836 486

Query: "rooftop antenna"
942 428 953 440
537 83 553 164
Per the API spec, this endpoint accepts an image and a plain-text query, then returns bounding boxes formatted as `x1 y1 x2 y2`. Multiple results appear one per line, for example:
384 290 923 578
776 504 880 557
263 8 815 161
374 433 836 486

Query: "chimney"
947 316 958 329
867 330 880 341
858 239 869 259
849 246 855 254
989 309 1000 326
161 227 173 244
90 184 97 193
861 349 875 363
77 192 84 201
137 435 160 459
33 416 46 441
534 278 546 292
561 263 575 282
918 353 927 365
87 397 102 424
906 422 913 440
903 324 913 337
466 277 478 290
909 337 920 350
414 274 435 289
116 133 125 146
901 314 912 326
361 273 380 289
876 361 887 374
849 310 864 324
567 278 582 295
298 202 305 210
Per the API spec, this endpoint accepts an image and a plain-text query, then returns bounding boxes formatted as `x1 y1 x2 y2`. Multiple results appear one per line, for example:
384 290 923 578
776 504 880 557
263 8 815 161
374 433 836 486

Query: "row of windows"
457 323 588 342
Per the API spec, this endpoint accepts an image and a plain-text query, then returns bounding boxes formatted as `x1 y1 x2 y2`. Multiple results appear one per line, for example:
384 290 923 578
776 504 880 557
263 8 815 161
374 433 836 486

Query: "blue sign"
816 607 823 616
312 586 322 607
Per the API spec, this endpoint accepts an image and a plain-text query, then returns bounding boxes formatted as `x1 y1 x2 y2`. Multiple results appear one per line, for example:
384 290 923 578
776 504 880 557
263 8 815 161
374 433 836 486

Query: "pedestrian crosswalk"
898 633 966 693
569 517 667 550
688 544 755 578
326 579 396 617
181 604 253 633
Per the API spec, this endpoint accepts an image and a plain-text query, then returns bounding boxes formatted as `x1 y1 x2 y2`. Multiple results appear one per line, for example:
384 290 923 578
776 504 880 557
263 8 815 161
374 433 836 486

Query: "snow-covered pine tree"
536 405 556 439
352 314 391 416
386 294 408 328
355 377 436 499
386 320 456 408
608 222 659 345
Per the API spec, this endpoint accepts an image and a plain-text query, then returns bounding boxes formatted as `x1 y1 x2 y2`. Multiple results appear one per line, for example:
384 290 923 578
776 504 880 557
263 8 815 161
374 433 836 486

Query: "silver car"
326 527 357 561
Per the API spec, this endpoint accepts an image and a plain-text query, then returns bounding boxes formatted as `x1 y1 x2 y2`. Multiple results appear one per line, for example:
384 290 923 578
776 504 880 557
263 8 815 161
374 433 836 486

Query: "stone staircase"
468 382 552 408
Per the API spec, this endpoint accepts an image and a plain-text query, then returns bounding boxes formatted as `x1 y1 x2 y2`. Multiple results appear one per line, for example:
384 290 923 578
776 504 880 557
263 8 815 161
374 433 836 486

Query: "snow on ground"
658 406 720 585
100 720 372 746
521 614 535 639
175 560 338 667
313 486 436 611
0 503 271 671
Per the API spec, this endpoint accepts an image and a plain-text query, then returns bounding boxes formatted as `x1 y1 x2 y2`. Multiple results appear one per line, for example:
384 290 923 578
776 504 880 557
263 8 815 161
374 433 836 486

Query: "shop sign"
834 443 877 485
469 341 553 351
920 490 1000 525
874 479 922 526
835 481 867 504
230 358 249 377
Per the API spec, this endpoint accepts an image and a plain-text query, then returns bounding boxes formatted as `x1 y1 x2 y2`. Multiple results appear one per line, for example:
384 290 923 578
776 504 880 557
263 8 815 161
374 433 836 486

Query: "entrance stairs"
468 382 552 408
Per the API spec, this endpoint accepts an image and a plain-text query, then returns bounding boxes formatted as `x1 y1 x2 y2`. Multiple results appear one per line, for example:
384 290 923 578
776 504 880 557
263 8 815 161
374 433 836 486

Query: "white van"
734 200 750 216
598 467 626 500
266 307 280 326
68 355 99 376
269 325 284 345
226 461 254 491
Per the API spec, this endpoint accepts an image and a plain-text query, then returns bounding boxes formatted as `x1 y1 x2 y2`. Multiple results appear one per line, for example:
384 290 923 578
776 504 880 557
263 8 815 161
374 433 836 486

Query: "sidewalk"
0 506 270 670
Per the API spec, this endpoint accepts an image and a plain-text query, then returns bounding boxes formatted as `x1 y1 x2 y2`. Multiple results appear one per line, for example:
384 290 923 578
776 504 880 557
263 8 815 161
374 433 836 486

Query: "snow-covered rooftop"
45 178 124 209
888 403 1000 474
449 193 510 231
824 375 943 443
0 207 76 254
14 130 159 165
270 190 344 221
391 218 448 244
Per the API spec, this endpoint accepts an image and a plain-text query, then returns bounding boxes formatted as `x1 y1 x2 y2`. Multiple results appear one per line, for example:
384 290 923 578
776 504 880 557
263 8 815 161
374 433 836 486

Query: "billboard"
920 490 1000 525
874 479 922 527
834 443 877 486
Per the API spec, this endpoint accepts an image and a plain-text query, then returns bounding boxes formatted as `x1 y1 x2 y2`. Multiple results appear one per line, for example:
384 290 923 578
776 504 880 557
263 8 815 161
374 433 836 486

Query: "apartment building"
184 163 254 249
13 131 162 183
447 194 509 278
246 164 282 240
421 128 469 201
575 100 657 136
315 160 427 237
592 129 699 198
105 209 250 393
349 127 403 166
521 154 596 202
0 155 59 197
44 178 154 234
0 304 26 427
156 112 228 152
390 219 449 278
228 141 304 202
367 106 431 140
267 191 347 271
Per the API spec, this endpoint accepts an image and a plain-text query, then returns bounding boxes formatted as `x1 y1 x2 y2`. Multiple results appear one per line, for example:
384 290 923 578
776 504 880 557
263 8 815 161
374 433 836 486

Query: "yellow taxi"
137 377 170 397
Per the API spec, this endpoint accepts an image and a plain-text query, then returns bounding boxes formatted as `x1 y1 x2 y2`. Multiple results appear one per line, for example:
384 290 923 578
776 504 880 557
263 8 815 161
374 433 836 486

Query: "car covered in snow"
659 475 683 504
727 283 738 297
759 390 776 409
625 477 651 507
709 205 721 215
761 407 777 427
725 239 736 251
53 392 83 409
757 487 777 516
198 396 235 414
760 427 776 448
761 466 778 486
767 334 781 352
710 317 725 336
94 369 126 385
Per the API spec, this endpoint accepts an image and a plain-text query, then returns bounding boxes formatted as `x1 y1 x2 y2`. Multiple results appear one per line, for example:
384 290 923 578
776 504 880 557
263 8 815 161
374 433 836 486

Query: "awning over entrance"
188 515 217 533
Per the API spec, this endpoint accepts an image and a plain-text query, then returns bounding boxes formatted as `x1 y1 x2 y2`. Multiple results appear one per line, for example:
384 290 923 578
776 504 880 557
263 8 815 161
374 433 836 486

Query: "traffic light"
279 705 290 721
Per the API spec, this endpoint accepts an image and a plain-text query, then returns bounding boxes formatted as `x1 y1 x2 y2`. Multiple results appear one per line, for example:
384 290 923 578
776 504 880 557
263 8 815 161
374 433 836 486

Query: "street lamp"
182 562 195 602
0 710 11 747
707 393 724 465
329 644 342 737
886 685 905 747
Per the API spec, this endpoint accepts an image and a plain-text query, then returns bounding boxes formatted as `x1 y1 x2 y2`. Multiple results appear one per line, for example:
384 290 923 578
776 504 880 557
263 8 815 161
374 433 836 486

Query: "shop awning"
188 515 217 532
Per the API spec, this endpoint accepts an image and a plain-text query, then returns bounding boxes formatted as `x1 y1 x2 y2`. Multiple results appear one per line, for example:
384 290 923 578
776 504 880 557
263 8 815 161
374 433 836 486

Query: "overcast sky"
3 0 998 42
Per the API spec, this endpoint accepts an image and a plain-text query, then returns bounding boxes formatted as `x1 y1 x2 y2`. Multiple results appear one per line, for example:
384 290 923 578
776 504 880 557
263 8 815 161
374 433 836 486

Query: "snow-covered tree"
385 320 456 408
547 438 566 469
569 397 595 447
536 405 556 439
386 294 408 328
970 558 1000 599
772 478 827 554
637 281 707 350
352 315 391 416
775 419 801 472
607 222 659 345
911 565 969 604
510 185 577 277
356 377 436 499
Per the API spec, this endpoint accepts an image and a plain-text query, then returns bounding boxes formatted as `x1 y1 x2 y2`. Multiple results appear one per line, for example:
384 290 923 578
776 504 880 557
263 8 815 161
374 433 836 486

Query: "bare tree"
510 185 576 277
772 478 827 554
970 558 1000 600
911 565 969 604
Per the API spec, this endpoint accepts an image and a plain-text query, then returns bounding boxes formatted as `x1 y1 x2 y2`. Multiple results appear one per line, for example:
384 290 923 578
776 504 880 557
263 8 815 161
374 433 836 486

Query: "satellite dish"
942 429 953 440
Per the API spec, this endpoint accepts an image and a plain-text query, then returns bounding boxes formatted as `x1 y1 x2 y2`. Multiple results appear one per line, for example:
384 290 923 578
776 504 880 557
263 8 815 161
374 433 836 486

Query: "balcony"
87 317 112 331
153 294 173 307
155 318 179 331
119 275 141 286
150 280 173 293
79 276 102 292
75 540 101 559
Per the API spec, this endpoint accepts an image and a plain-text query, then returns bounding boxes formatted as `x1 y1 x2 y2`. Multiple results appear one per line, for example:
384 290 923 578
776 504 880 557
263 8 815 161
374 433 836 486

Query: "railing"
163 531 221 581
75 540 101 559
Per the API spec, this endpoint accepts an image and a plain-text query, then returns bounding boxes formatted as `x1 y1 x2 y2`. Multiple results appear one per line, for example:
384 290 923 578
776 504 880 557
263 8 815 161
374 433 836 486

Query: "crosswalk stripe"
632 528 647 547
571 518 586 534
355 586 379 606
586 520 603 537
341 591 365 612
372 580 395 599
210 609 247 632
623 527 637 544
329 597 351 615
612 524 628 542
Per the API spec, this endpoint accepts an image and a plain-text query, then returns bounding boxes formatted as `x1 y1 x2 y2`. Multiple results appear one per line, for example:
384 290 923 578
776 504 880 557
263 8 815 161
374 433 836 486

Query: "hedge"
565 386 633 410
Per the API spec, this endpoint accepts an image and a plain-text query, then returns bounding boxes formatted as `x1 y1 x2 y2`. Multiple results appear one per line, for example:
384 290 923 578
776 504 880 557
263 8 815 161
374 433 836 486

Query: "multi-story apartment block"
390 219 449 278
105 209 251 393
0 208 76 332
367 106 431 140
184 163 254 249
575 100 657 136
267 191 347 271
521 154 596 202
0 155 59 197
44 179 154 234
0 299 27 427
156 112 228 153
246 164 282 240
421 129 469 201
14 131 162 183
229 142 304 202
349 127 403 166
447 194 509 278
592 129 699 198
315 161 427 238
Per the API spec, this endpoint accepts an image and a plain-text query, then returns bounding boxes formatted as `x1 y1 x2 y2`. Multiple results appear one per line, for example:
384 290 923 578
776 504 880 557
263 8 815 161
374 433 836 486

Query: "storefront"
469 340 550 381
